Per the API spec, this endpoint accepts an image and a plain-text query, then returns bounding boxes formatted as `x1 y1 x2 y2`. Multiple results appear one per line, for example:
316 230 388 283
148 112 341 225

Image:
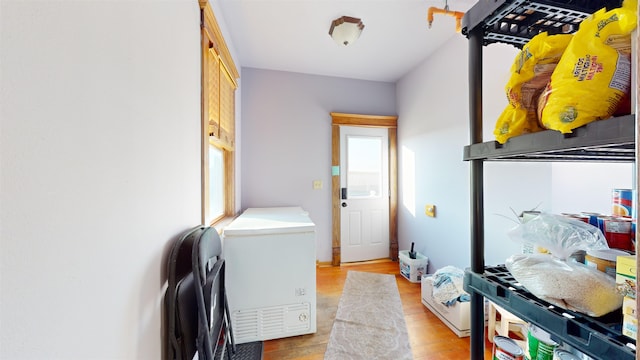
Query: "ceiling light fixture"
329 16 364 46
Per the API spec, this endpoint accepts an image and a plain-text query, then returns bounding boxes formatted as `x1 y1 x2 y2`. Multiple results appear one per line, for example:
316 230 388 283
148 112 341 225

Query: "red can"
603 217 633 251
492 336 524 360
561 213 590 223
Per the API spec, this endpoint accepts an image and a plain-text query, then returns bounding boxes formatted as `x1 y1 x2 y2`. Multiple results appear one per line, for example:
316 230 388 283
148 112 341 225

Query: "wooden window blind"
218 65 235 149
204 46 220 139
200 0 239 224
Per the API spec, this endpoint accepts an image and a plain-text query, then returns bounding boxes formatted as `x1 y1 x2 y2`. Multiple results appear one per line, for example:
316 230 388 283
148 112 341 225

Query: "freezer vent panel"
232 310 259 340
232 302 311 343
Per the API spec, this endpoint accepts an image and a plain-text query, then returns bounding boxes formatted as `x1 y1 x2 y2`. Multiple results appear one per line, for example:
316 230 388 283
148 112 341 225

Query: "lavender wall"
396 34 632 273
239 68 396 261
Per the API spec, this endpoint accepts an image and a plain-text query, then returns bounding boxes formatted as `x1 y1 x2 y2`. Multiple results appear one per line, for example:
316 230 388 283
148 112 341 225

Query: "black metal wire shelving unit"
459 1 636 359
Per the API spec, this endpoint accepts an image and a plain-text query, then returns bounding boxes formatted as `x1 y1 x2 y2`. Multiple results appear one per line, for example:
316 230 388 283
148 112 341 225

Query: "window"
346 135 383 198
200 1 239 225
208 144 224 220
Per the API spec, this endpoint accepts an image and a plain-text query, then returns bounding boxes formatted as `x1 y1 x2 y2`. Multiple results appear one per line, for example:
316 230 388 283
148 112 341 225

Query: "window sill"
210 214 239 234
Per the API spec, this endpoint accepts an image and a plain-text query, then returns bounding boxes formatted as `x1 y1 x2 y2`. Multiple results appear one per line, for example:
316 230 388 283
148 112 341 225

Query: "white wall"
1 1 204 358
396 34 634 273
550 162 633 215
396 35 554 272
239 68 396 262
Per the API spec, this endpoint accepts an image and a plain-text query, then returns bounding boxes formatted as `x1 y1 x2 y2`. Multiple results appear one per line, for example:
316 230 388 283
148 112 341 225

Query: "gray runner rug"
324 271 413 360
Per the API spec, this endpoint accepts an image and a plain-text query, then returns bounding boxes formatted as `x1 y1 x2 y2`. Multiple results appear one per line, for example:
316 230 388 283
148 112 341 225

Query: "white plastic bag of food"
505 213 622 316
508 213 608 259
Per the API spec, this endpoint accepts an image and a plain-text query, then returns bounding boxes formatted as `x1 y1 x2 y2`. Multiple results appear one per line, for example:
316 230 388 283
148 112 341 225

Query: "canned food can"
597 215 612 234
526 325 558 360
602 217 633 251
493 335 524 360
631 220 636 250
561 213 589 223
558 344 595 360
612 188 633 217
553 349 581 360
585 248 630 277
580 212 602 227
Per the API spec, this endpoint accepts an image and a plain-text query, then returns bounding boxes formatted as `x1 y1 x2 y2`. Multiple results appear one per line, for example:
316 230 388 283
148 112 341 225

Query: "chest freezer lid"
223 206 316 236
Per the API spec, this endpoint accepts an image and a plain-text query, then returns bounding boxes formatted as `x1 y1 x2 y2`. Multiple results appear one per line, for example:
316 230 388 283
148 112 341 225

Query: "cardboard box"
623 313 637 340
399 250 428 283
421 276 470 337
616 256 637 341
616 255 636 279
616 255 636 299
622 296 636 316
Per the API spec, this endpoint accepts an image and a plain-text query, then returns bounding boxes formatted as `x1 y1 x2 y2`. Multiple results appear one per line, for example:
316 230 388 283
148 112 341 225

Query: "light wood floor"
262 259 493 360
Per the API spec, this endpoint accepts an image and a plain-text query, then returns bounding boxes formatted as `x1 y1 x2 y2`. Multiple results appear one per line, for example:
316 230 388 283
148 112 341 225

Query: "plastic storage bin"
421 276 471 337
399 250 428 283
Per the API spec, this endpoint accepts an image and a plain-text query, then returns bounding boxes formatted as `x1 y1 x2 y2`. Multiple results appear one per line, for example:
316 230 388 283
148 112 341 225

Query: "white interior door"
340 126 390 263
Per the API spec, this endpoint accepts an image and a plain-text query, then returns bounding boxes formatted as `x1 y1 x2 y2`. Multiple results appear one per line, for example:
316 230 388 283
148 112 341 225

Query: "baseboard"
340 258 395 266
317 258 396 267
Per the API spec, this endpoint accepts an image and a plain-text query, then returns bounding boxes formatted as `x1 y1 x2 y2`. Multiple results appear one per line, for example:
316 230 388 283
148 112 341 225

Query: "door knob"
341 202 347 207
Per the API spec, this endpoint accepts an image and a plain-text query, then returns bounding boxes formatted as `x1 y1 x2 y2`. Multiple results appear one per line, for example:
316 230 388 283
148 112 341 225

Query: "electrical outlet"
425 204 436 217
312 180 322 190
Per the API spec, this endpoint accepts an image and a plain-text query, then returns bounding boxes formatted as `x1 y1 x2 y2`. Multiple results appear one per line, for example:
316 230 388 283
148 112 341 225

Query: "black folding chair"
165 226 200 360
165 226 234 360
192 226 234 360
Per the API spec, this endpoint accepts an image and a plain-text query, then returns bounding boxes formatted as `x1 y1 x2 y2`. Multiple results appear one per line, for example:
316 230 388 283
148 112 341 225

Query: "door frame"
330 112 398 266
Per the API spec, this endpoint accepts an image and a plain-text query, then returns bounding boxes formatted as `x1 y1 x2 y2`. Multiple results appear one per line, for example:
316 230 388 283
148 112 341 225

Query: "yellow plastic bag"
494 106 535 144
538 5 637 133
494 32 572 144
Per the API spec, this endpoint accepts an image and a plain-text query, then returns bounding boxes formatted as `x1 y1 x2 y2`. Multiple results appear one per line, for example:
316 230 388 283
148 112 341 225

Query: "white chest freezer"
221 206 316 344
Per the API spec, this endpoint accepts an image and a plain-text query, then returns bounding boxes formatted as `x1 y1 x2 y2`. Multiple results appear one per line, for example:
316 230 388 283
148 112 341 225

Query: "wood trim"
330 112 398 127
330 112 399 266
200 0 239 225
224 150 235 216
201 29 212 225
331 124 341 266
316 260 333 267
200 1 239 81
388 127 398 261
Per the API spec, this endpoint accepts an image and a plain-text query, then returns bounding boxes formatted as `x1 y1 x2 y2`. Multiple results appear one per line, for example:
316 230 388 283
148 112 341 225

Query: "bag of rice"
506 254 621 316
537 3 637 133
505 213 623 317
494 32 572 144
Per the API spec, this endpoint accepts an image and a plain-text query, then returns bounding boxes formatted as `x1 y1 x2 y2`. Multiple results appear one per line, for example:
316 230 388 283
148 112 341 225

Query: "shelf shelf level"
464 266 636 360
461 0 637 358
461 0 624 48
463 114 636 162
